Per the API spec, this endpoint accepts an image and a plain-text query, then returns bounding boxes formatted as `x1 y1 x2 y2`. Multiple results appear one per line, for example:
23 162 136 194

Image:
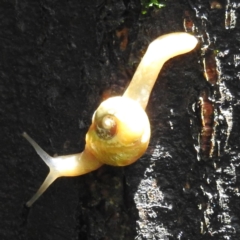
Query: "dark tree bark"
0 0 240 239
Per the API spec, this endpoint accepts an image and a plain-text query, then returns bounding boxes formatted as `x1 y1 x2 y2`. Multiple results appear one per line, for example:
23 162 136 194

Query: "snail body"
23 32 198 207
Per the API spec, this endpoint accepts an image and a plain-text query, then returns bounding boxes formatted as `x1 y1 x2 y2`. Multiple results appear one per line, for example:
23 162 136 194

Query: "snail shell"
86 96 150 166
23 32 198 206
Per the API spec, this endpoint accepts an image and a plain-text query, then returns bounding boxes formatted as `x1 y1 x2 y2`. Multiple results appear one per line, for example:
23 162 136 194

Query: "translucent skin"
86 97 150 166
123 33 198 109
23 32 198 206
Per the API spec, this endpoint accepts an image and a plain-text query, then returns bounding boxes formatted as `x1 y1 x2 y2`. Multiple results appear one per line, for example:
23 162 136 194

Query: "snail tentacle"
26 170 58 207
23 132 102 206
23 133 61 206
22 132 55 170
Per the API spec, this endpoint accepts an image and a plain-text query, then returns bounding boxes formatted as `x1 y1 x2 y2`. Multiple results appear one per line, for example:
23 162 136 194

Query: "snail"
23 32 198 207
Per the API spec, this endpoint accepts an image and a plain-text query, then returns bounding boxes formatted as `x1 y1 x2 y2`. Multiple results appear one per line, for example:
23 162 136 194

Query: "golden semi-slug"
23 32 198 207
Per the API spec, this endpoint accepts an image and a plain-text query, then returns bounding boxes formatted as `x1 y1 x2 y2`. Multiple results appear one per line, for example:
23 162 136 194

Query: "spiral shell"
85 96 151 166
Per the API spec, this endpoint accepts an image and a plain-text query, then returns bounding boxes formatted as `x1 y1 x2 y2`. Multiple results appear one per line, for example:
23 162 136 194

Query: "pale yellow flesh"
23 133 102 207
123 32 198 109
24 32 198 207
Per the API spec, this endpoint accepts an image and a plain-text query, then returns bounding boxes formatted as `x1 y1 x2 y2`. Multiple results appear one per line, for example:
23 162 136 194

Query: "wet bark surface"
0 0 240 239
